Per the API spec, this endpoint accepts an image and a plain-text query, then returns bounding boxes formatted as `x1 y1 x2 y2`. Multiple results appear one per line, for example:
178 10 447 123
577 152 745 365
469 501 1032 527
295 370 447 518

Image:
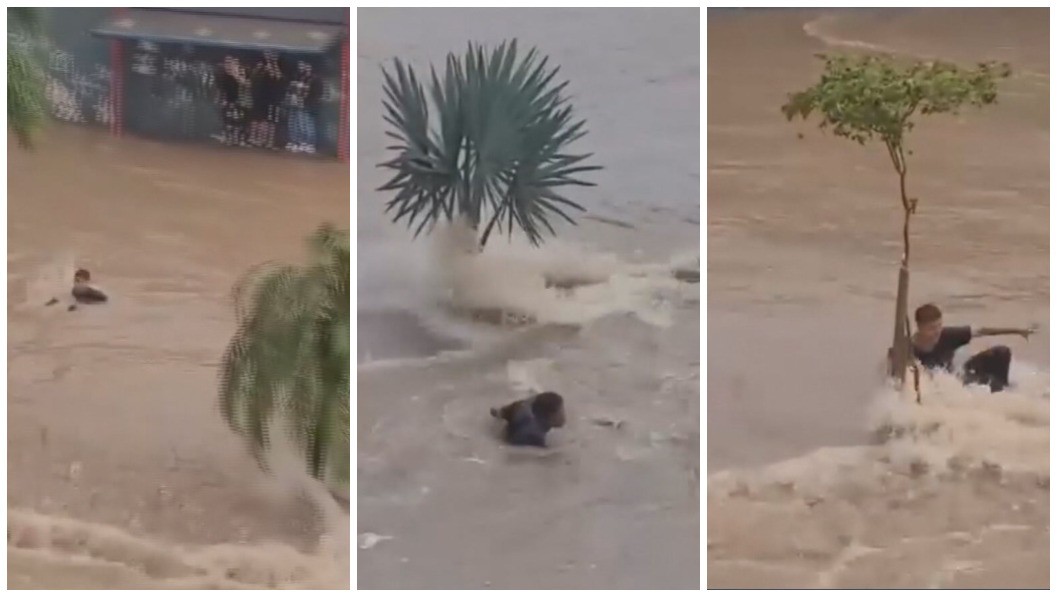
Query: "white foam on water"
870 365 1049 476
9 421 349 590
802 14 902 55
8 250 77 312
710 363 1050 495
423 220 695 331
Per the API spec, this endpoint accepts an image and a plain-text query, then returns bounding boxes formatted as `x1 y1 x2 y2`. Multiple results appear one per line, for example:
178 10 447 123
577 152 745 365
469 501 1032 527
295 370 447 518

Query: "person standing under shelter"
286 61 323 153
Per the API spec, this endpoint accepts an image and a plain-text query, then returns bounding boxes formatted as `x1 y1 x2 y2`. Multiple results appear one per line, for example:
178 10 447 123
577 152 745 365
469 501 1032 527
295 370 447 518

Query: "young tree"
220 224 350 501
378 39 602 249
782 53 1010 388
8 7 48 147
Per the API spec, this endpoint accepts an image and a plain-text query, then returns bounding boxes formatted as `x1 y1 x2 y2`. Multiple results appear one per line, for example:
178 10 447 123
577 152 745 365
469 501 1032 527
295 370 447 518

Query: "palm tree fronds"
219 224 350 489
379 39 601 247
8 7 48 148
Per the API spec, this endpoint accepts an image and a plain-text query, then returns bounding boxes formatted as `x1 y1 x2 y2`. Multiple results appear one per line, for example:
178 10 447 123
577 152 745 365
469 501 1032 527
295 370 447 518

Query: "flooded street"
357 9 700 589
7 126 349 588
707 9 1048 588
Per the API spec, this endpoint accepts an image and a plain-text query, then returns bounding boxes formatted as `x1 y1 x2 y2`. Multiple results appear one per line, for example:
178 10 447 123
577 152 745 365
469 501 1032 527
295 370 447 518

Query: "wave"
358 220 698 368
711 364 1049 493
9 511 344 589
802 14 905 56
708 365 1049 589
9 421 350 590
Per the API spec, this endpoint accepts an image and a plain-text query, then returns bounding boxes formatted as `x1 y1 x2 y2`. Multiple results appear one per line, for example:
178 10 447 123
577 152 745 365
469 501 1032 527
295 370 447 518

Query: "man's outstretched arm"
973 325 1037 339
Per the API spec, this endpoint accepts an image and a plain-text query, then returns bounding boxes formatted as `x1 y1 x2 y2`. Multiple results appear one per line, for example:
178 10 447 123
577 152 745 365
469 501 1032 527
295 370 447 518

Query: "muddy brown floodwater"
708 8 1048 589
357 8 700 590
7 126 349 588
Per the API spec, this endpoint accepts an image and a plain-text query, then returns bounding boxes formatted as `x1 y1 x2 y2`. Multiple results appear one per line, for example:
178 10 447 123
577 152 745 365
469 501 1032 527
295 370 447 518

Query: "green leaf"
782 53 1009 150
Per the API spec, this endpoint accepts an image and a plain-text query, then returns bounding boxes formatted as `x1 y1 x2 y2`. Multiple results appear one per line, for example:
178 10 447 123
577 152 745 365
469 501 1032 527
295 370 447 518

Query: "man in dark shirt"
490 392 566 448
910 303 1035 392
71 269 107 304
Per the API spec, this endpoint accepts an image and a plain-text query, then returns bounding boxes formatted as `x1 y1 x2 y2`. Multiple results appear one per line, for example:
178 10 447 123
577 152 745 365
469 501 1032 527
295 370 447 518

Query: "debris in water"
673 268 699 284
909 459 929 477
359 533 394 550
583 214 636 230
591 417 625 430
544 273 609 290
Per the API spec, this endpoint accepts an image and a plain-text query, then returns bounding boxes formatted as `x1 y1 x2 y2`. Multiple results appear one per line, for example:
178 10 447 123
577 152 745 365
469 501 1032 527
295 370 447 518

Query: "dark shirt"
72 284 107 304
216 71 240 104
251 65 270 105
252 64 285 107
302 74 323 115
913 326 972 371
267 71 286 105
505 402 552 448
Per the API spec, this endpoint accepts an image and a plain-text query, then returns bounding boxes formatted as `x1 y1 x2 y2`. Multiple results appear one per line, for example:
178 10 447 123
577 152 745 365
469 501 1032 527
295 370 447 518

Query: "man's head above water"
74 268 91 285
914 303 944 349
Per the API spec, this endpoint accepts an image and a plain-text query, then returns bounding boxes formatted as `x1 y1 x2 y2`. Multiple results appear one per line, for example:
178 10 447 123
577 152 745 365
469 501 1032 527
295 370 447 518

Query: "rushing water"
357 8 700 589
7 126 349 588
707 8 1048 589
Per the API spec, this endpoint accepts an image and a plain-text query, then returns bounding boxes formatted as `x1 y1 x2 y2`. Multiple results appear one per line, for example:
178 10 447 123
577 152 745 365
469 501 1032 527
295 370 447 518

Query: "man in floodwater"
72 269 108 304
911 303 1035 392
45 268 108 309
490 392 566 447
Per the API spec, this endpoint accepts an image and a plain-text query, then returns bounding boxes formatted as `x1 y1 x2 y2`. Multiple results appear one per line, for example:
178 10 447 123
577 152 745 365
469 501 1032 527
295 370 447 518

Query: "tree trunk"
890 264 910 382
889 177 913 383
888 144 914 386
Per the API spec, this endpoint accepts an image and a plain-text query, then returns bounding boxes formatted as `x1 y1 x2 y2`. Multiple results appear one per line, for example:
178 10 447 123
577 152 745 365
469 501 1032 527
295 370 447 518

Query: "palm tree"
8 7 48 147
379 39 602 249
219 224 350 497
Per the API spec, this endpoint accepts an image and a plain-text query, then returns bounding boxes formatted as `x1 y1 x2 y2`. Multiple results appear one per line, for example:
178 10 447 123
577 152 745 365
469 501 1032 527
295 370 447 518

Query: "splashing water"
9 426 349 590
708 367 1049 589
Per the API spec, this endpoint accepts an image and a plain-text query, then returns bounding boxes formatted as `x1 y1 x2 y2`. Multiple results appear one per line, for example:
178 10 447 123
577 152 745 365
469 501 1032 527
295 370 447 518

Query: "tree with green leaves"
379 39 601 249
8 7 48 147
782 53 1010 390
220 224 350 501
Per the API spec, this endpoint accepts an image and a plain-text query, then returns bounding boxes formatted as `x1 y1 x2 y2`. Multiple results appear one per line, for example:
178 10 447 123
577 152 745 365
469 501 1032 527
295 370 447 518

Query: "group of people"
216 51 323 153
